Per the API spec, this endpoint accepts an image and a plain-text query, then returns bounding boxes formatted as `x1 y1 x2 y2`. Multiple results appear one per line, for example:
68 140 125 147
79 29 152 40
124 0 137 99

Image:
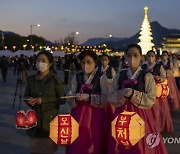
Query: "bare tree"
55 32 78 46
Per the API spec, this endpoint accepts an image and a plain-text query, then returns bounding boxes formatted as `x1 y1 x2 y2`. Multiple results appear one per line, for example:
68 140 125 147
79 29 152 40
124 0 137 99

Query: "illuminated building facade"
162 34 180 53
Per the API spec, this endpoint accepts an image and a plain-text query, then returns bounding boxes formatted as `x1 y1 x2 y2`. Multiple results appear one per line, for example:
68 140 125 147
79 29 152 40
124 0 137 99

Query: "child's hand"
122 88 133 98
154 76 161 82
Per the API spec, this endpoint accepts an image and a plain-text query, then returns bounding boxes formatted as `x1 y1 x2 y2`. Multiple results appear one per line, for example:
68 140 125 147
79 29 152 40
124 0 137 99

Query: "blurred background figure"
63 55 71 85
171 54 180 90
0 55 9 82
17 54 30 82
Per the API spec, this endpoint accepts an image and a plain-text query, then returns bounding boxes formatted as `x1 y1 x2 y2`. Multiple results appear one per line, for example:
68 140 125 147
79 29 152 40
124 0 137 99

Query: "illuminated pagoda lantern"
138 6 154 55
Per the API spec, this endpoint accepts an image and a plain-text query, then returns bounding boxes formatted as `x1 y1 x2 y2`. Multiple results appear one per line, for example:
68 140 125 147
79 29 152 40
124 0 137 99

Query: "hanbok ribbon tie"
102 71 106 75
163 65 168 70
80 84 93 94
122 79 138 89
101 65 109 75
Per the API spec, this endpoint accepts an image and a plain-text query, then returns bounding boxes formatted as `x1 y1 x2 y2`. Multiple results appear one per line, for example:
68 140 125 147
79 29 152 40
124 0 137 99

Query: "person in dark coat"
24 51 65 154
0 55 9 82
17 54 30 82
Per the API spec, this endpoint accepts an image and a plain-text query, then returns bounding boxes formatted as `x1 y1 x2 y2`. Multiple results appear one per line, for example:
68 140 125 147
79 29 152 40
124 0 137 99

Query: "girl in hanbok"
108 44 167 154
159 51 180 110
171 54 180 91
142 50 173 132
66 50 111 154
100 53 116 90
100 54 116 84
117 56 129 73
99 53 116 122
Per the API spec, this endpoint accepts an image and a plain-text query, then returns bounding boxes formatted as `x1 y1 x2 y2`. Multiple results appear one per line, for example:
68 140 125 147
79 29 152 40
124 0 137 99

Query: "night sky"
0 0 179 43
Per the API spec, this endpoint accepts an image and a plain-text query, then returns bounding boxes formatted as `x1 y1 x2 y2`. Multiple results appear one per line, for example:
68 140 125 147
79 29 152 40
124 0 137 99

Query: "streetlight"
105 34 113 38
30 24 40 47
75 32 79 45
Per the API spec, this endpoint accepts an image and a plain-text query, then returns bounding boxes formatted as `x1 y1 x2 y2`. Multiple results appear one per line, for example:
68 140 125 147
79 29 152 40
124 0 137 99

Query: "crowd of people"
0 45 180 154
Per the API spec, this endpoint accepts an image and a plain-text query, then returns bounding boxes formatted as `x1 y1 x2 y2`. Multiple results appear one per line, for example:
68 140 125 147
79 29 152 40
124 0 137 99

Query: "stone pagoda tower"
138 6 154 55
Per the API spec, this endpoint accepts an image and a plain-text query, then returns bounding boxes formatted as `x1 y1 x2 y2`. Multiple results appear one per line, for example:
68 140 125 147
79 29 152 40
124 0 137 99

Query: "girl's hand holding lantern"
122 88 133 98
154 75 161 82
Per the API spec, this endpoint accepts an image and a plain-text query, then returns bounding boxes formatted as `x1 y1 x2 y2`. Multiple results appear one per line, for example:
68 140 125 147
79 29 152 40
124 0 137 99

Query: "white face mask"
84 64 91 74
128 58 136 66
36 62 48 72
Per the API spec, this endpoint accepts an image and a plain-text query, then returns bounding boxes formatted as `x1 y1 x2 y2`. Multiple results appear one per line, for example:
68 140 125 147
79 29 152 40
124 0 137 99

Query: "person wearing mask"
159 51 180 110
100 53 116 85
66 50 111 154
24 51 65 154
108 44 167 154
142 50 173 132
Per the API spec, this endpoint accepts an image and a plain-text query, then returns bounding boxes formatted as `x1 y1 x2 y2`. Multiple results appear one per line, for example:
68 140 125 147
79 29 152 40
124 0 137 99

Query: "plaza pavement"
0 69 180 154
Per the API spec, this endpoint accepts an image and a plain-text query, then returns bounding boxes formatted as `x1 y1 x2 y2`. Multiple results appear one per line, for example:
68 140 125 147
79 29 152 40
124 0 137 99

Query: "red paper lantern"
112 111 145 147
15 110 26 128
50 114 79 145
15 109 37 129
26 110 37 127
